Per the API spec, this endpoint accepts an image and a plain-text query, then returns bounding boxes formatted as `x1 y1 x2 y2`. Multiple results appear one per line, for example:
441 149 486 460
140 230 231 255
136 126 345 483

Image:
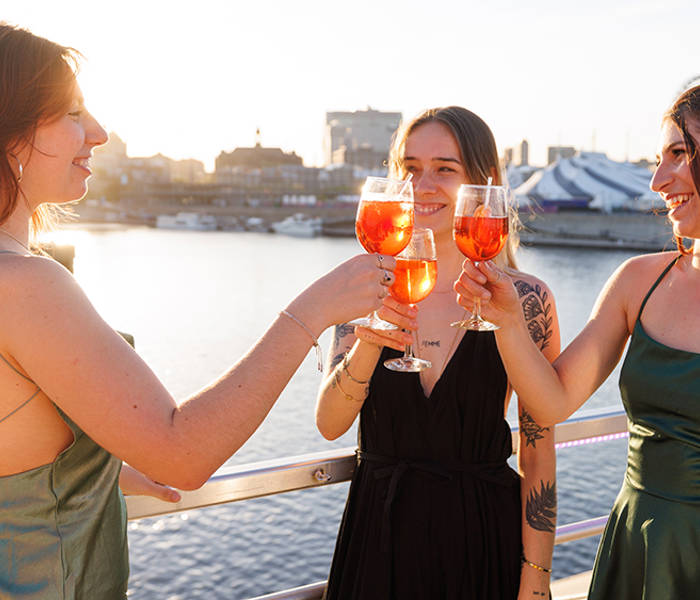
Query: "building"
547 145 576 165
324 108 402 169
503 140 529 167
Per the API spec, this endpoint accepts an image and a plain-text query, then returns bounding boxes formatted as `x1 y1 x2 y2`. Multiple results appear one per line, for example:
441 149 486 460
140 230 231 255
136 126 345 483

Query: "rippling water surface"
58 226 640 599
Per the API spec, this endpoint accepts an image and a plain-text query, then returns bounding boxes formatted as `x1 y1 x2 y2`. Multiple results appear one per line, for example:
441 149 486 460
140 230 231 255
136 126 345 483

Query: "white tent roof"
511 152 661 213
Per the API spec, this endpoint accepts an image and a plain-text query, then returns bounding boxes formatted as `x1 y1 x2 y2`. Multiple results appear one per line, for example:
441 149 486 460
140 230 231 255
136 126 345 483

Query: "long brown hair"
0 23 80 235
388 106 519 268
665 85 700 254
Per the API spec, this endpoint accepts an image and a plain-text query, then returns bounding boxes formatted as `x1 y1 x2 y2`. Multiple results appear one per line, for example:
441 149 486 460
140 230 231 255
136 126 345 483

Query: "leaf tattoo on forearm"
514 280 553 351
519 408 550 448
525 480 557 532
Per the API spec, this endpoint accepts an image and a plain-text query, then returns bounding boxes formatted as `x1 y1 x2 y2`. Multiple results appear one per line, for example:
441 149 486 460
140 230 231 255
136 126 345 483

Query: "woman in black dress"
316 106 559 599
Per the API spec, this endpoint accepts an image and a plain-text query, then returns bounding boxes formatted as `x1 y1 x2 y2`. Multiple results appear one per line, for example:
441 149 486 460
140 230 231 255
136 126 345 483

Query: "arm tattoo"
333 324 355 347
514 280 553 352
330 352 345 369
525 480 557 533
519 408 550 448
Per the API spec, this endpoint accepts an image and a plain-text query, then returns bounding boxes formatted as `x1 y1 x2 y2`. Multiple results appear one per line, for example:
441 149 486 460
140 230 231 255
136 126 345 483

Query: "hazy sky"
5 0 699 170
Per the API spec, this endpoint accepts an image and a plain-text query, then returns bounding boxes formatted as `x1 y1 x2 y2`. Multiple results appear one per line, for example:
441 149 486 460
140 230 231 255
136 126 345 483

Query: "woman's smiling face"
651 118 700 240
402 121 469 241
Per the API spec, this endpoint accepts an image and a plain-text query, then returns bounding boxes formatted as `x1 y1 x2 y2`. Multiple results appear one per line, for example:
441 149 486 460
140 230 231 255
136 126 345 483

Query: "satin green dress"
589 255 700 599
0 407 128 599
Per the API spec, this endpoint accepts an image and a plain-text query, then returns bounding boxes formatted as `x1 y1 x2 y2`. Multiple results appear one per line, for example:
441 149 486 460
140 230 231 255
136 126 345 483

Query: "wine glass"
452 184 509 331
349 176 414 330
384 228 437 372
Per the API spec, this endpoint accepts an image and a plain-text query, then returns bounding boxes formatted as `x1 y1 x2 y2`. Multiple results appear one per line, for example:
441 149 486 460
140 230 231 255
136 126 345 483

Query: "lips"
414 202 446 216
72 157 92 174
665 193 691 210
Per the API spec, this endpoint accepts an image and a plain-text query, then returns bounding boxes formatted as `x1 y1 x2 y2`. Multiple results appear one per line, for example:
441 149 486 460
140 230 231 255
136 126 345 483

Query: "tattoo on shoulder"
333 324 355 347
519 408 550 448
513 280 553 352
526 480 557 533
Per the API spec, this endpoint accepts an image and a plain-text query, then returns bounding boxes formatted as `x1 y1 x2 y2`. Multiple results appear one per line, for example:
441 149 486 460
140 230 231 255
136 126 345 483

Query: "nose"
413 171 437 197
85 111 108 148
650 159 670 193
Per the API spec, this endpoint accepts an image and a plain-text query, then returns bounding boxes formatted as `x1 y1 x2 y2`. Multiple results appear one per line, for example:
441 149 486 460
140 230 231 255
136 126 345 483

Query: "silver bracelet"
280 310 323 372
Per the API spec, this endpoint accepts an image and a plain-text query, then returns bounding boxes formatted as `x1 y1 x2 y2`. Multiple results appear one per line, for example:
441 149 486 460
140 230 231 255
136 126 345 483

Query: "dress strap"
636 254 681 322
0 353 35 383
0 388 41 425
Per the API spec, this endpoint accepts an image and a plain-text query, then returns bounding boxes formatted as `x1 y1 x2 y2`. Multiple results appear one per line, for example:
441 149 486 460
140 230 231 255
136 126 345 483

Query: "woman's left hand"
119 463 182 503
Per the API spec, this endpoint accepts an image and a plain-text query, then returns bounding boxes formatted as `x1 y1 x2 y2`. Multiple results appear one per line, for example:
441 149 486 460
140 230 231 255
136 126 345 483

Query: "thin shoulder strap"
0 353 35 383
637 254 681 322
0 388 41 425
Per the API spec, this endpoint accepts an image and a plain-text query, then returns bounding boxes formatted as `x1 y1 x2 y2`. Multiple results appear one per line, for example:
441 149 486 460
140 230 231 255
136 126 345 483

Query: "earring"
8 154 23 183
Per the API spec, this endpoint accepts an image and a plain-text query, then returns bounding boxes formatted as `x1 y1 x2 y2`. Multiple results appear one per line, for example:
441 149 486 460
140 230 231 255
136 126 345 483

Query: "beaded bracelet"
521 555 552 574
334 369 364 403
342 353 370 384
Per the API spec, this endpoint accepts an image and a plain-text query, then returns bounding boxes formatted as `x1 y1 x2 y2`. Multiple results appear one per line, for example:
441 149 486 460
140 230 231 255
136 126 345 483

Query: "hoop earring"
8 154 23 183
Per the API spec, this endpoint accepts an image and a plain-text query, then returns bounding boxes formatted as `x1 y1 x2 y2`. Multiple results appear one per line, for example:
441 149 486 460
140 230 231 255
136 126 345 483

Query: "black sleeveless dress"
325 331 522 599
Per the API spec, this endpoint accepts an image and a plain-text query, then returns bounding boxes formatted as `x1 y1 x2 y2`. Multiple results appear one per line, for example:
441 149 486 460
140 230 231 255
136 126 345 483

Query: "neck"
0 215 31 253
433 238 468 293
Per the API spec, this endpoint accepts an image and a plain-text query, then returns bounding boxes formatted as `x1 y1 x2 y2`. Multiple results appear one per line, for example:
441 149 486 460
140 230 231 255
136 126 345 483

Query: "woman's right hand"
290 254 406 332
355 295 417 351
454 259 522 328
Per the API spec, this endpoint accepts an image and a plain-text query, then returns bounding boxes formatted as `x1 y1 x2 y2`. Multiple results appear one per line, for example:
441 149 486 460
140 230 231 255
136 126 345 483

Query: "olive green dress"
589 255 700 599
0 404 128 599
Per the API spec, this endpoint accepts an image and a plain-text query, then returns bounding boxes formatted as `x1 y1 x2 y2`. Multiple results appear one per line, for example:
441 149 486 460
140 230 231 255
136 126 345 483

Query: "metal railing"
125 408 628 599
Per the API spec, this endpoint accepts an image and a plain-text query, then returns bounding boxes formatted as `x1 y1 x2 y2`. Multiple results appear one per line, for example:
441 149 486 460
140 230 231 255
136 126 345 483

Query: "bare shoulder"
506 268 558 353
0 254 94 344
609 251 680 321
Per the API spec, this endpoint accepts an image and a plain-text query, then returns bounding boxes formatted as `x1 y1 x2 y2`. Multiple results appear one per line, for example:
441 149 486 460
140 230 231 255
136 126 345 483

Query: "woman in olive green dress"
455 84 700 598
0 24 404 599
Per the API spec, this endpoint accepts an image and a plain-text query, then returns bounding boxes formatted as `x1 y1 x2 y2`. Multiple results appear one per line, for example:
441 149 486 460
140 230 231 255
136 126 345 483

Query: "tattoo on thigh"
519 408 550 448
526 481 557 533
514 280 553 351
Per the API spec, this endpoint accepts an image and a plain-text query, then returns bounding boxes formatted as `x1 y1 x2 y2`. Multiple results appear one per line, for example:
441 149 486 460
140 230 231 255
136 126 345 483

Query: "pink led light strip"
555 431 629 450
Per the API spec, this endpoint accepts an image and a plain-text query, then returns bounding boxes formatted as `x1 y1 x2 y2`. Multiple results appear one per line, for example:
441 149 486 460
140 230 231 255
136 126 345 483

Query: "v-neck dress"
588 255 700 599
324 331 522 599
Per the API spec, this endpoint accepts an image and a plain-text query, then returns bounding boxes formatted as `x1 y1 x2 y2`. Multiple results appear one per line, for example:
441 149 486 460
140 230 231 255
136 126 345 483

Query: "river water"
54 225 641 599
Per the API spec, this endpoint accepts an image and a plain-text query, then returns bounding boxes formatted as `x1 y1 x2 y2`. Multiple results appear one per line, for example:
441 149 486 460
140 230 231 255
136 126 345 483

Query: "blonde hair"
388 106 519 268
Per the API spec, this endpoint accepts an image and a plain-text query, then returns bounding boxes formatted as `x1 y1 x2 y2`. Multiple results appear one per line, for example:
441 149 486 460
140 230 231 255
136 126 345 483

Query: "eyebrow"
661 140 686 154
404 155 463 165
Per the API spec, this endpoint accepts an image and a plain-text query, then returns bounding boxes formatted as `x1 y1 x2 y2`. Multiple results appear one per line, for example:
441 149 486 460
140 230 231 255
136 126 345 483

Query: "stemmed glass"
452 184 509 331
384 228 437 372
349 176 414 330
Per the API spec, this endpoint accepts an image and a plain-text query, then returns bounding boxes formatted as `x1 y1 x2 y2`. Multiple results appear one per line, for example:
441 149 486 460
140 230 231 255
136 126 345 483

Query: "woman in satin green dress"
455 83 700 598
0 24 404 599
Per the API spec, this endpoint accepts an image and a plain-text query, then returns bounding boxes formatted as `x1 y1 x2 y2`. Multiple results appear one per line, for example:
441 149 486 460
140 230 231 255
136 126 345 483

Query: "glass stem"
472 297 482 321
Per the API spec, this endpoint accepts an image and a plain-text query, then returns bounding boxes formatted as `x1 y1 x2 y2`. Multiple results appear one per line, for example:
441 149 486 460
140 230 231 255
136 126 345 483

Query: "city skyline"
4 0 699 171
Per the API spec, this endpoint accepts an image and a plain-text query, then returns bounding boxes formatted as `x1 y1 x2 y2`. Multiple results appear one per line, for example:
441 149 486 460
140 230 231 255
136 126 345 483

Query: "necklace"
0 229 31 254
416 309 468 376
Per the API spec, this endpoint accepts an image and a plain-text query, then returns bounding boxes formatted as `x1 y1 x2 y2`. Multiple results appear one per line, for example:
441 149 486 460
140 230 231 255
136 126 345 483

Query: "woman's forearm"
316 338 382 440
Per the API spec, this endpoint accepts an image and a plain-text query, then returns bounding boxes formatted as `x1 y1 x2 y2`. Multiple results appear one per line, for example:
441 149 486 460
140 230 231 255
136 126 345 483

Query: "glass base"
450 316 500 331
348 313 398 331
383 356 432 372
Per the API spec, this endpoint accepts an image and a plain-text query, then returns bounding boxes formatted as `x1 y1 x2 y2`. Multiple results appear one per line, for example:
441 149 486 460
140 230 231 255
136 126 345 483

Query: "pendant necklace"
416 308 468 377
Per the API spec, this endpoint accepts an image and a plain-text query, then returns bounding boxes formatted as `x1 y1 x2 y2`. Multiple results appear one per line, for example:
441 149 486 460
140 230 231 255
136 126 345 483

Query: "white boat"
155 212 218 231
271 213 322 238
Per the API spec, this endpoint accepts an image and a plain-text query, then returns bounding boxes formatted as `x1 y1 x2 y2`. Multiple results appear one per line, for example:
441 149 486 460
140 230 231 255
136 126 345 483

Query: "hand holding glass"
452 184 509 331
349 176 414 330
384 228 437 372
